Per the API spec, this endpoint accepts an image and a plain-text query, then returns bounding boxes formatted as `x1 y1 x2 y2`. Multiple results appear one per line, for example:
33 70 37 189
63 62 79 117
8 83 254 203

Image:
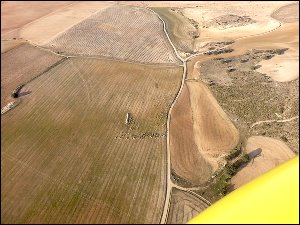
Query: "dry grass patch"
151 7 198 56
1 58 182 223
197 50 299 152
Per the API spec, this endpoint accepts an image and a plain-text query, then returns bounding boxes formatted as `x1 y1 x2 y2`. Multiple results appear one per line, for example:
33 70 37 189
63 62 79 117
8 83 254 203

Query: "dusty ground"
44 5 181 64
182 1 296 44
197 49 299 152
170 85 212 186
1 43 62 108
152 1 297 57
230 136 295 189
1 1 299 223
169 78 239 187
1 1 72 39
187 81 239 170
151 7 197 56
20 1 114 45
1 39 26 53
118 1 209 8
187 20 299 81
163 1 298 205
255 22 299 82
271 2 299 23
1 57 182 223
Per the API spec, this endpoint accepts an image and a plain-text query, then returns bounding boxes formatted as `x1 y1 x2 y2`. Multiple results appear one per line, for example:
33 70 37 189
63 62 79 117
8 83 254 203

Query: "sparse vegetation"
211 150 250 197
204 14 256 29
45 5 181 64
2 1 298 223
1 58 182 223
198 49 298 151
151 7 196 54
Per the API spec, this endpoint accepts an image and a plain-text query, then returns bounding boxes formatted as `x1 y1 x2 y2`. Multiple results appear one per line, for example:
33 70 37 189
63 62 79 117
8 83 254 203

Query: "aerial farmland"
1 1 299 224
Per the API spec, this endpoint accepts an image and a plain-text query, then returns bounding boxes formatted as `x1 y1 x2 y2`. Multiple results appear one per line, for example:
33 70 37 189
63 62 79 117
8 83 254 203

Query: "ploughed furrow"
1 57 182 224
166 188 209 224
170 84 213 186
1 43 62 108
44 5 181 65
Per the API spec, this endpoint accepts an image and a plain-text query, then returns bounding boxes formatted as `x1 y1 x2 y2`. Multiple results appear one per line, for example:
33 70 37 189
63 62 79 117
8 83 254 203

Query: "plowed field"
1 58 182 223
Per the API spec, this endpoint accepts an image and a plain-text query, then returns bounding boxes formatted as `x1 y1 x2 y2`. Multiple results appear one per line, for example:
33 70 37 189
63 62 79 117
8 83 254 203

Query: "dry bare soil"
1 1 72 39
151 7 198 56
19 1 114 45
170 85 213 186
44 5 181 64
1 43 62 108
1 1 299 223
230 136 295 189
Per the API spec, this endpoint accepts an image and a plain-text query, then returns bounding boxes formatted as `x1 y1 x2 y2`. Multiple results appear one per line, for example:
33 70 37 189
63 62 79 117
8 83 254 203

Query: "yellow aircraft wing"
188 156 299 224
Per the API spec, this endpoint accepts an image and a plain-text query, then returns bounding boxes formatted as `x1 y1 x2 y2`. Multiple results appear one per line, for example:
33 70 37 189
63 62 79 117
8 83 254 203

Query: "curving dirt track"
151 7 197 55
186 19 298 81
2 2 298 224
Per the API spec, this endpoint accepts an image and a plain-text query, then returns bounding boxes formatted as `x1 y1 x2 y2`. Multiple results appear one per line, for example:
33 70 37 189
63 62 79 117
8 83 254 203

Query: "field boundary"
24 41 182 68
147 7 212 224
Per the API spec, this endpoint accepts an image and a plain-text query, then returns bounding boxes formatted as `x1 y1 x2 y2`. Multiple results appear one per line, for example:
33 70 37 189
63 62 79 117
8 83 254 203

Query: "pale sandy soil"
1 40 26 53
1 1 72 39
187 21 299 81
182 1 296 45
257 50 299 82
256 23 299 82
20 1 114 45
187 81 239 171
271 2 299 23
119 1 207 7
231 136 296 189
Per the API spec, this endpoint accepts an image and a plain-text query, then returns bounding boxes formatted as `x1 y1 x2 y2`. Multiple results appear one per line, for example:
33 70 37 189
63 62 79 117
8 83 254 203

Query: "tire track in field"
2 151 142 224
250 116 299 129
